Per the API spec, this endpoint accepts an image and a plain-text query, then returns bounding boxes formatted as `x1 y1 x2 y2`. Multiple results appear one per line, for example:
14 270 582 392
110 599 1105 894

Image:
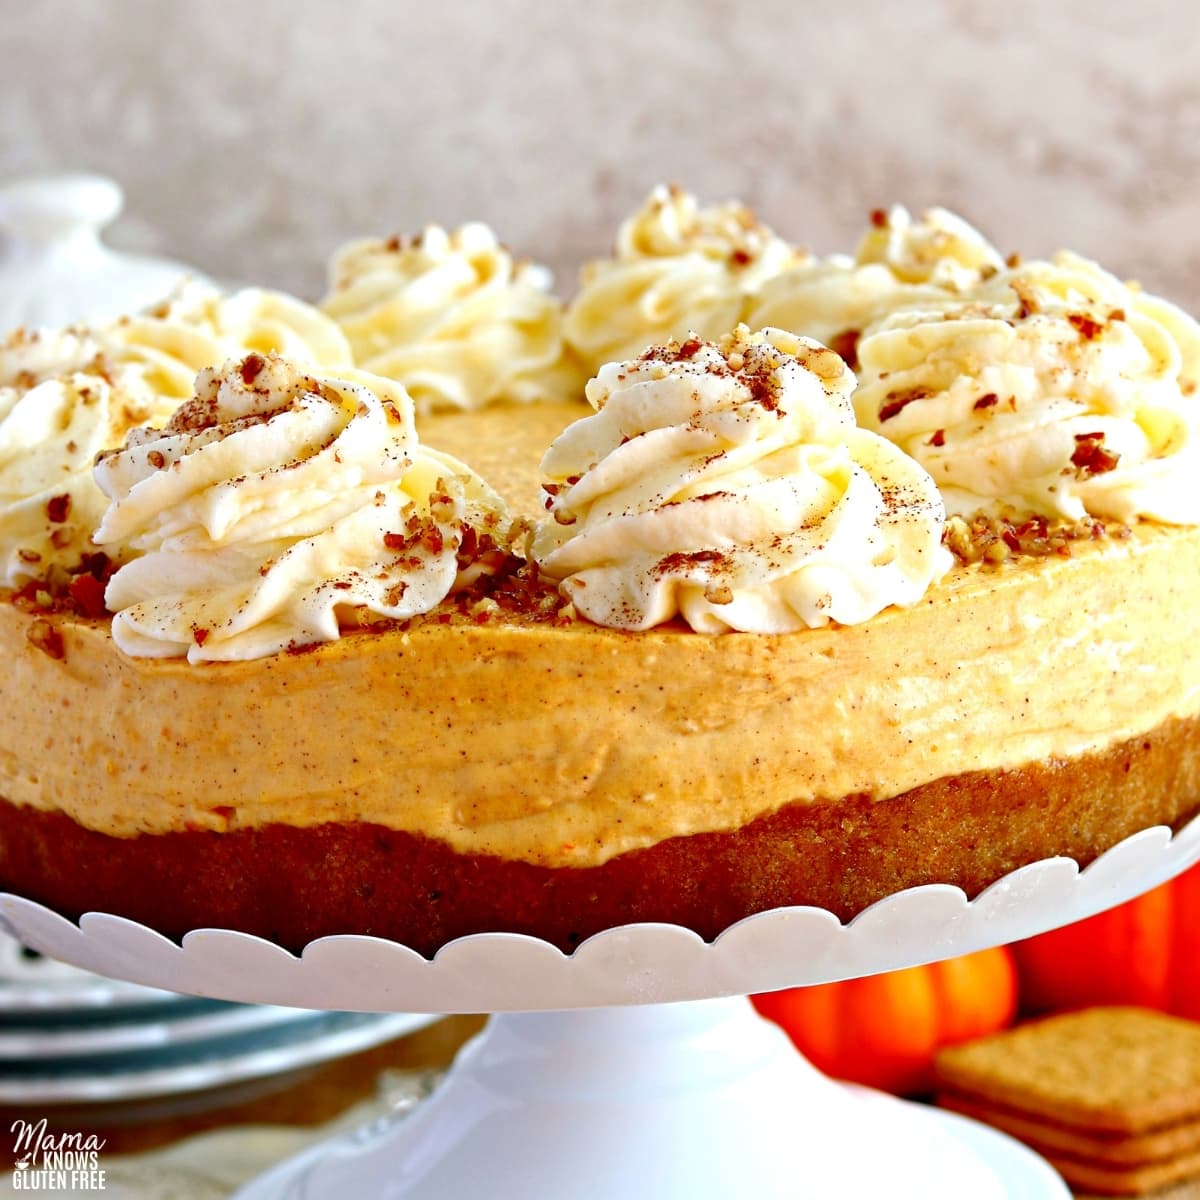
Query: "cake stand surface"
4 816 1199 1199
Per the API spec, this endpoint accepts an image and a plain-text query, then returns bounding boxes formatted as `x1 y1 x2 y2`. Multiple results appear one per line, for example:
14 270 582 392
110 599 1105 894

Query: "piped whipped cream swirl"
94 354 505 661
749 206 1004 359
321 223 574 413
0 370 153 589
564 185 805 373
4 281 351 400
0 286 352 587
854 251 1200 523
530 327 952 633
149 280 353 370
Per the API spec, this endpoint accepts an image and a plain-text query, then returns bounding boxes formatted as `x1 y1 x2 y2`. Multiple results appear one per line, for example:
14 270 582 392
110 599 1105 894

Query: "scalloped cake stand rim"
3 812 1198 1013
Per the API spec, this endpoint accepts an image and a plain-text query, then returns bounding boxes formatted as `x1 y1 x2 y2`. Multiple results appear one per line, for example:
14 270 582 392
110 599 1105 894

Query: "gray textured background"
3 0 1198 308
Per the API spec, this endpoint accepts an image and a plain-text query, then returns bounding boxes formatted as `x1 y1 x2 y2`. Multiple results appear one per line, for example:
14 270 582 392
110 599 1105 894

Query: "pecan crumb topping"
11 552 116 618
878 388 930 422
240 353 266 384
944 512 1128 565
26 618 64 661
1068 312 1104 341
827 329 861 370
1070 431 1121 478
45 494 71 524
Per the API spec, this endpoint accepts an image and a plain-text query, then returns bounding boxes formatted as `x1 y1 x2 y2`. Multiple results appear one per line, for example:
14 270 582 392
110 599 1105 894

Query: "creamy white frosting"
0 372 155 588
854 251 1200 524
94 354 506 662
0 287 353 587
150 280 354 370
321 223 574 413
855 205 1005 288
564 185 804 372
748 206 1004 356
530 327 952 632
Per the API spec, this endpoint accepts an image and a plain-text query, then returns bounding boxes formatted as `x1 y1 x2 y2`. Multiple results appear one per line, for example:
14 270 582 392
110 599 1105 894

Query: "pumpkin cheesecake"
1 209 1200 956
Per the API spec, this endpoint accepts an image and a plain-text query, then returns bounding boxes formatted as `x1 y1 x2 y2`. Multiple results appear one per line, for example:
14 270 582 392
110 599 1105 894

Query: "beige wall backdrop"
2 0 1198 309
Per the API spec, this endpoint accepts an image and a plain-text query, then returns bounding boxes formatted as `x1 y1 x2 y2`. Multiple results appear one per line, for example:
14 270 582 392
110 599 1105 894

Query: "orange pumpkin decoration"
1012 860 1200 1019
751 946 1018 1096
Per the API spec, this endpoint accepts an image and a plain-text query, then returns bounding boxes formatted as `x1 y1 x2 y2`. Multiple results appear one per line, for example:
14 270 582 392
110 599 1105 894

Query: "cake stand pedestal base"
234 997 1067 1200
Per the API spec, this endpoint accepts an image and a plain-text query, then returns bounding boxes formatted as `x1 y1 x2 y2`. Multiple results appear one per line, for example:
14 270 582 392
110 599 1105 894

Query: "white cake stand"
4 815 1199 1200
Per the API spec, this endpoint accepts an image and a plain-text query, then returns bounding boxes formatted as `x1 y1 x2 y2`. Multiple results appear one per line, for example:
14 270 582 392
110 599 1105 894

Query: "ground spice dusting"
972 393 999 411
652 548 729 579
147 450 166 469
928 429 946 447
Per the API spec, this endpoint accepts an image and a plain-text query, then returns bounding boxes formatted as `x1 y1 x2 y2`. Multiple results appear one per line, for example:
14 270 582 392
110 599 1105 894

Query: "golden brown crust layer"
3 712 1198 956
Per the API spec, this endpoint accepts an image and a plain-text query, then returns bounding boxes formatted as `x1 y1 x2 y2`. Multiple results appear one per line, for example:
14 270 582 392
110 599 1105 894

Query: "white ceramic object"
0 928 178 1012
0 1000 313 1059
0 1010 434 1106
7 820 1197 1199
3 816 1197 1013
235 999 1068 1200
0 172 211 330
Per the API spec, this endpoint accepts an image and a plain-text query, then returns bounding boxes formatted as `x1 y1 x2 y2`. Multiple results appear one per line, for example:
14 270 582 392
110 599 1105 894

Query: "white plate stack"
0 931 434 1120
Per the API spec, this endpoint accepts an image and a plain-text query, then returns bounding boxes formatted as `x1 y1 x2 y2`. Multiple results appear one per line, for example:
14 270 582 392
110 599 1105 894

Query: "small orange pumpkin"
751 946 1018 1095
1012 861 1200 1018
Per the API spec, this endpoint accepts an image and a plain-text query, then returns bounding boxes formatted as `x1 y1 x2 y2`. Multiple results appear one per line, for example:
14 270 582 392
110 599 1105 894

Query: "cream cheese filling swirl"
93 354 505 662
530 327 952 633
854 252 1200 524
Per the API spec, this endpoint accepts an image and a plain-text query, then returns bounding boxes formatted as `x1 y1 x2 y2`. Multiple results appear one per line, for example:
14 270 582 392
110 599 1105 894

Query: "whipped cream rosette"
93 354 506 662
4 281 351 402
530 327 952 633
564 185 805 373
748 206 1004 359
0 322 188 589
321 222 575 413
854 251 1200 524
0 286 352 587
0 370 151 589
150 280 353 370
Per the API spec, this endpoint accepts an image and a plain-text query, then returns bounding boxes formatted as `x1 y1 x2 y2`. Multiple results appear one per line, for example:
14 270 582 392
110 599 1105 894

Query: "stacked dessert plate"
0 931 435 1119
